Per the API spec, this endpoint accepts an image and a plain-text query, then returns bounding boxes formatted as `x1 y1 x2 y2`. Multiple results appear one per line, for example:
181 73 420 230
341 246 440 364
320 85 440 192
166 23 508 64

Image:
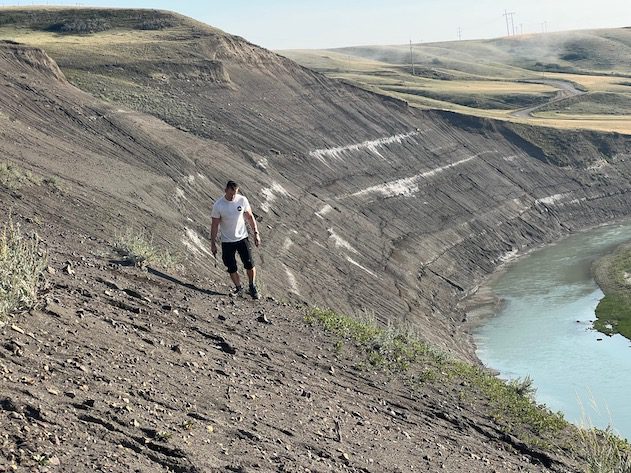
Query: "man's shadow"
147 267 225 296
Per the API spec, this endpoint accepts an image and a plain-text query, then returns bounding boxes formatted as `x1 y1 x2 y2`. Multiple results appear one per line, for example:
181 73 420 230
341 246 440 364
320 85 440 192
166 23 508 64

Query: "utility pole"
509 12 516 37
409 39 415 76
457 27 462 41
503 9 513 36
520 23 524 36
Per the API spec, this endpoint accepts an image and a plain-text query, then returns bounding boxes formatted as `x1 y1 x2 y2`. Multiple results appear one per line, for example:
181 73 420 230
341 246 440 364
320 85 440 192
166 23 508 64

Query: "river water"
473 223 631 440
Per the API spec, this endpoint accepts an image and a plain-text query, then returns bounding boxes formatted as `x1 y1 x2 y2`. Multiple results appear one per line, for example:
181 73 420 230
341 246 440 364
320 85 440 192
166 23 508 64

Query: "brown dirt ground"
0 213 581 472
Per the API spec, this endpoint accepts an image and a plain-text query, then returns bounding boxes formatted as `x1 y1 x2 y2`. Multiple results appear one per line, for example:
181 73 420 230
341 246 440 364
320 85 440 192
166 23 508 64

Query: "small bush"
0 218 47 320
508 375 537 399
136 18 176 30
0 162 41 190
114 228 177 268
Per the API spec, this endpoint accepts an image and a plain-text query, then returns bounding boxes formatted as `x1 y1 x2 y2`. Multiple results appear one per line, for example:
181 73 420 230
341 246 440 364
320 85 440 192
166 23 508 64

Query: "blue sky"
2 1 630 49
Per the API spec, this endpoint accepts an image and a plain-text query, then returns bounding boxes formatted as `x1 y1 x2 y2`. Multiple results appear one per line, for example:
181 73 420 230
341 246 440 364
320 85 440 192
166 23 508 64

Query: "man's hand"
211 241 217 256
253 232 261 247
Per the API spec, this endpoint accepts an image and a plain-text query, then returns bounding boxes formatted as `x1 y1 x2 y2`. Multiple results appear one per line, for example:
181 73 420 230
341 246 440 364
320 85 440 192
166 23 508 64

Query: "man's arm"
210 217 220 254
244 210 261 247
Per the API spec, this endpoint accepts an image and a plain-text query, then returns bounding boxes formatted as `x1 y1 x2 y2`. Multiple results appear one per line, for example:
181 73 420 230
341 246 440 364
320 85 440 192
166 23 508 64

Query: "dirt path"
511 79 585 118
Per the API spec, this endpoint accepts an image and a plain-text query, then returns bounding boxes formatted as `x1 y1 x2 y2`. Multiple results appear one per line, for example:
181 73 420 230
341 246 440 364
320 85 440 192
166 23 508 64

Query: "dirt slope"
1 214 581 472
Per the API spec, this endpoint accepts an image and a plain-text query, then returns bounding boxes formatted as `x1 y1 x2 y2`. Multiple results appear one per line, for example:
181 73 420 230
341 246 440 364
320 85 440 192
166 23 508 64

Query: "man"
210 180 261 299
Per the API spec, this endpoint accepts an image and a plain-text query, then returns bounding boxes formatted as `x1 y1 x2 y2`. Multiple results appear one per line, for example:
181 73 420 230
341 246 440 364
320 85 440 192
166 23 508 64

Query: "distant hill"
331 28 631 77
281 28 631 132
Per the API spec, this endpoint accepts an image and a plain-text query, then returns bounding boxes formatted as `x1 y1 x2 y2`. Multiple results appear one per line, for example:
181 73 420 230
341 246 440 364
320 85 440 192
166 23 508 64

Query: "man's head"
225 180 239 201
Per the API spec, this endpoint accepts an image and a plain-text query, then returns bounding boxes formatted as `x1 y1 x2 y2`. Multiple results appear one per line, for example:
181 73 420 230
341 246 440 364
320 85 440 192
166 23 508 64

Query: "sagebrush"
0 218 47 319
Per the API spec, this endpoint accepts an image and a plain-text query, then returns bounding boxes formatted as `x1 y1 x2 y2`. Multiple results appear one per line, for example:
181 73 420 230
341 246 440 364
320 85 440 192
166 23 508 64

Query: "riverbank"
472 222 631 440
592 242 631 340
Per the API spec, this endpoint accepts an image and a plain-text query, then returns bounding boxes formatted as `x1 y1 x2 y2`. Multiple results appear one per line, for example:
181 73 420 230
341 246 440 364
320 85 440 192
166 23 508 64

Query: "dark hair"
226 180 239 190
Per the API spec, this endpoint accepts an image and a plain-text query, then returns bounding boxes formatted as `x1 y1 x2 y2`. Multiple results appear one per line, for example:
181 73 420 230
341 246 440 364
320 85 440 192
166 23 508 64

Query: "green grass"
593 244 631 339
114 228 177 268
306 307 443 372
578 426 631 473
307 307 631 467
0 217 47 320
449 361 567 438
307 307 568 439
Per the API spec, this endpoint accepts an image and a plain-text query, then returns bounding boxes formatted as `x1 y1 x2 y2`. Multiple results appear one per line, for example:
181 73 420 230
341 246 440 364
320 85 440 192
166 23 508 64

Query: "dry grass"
0 217 47 320
578 427 631 473
0 161 41 190
114 228 177 268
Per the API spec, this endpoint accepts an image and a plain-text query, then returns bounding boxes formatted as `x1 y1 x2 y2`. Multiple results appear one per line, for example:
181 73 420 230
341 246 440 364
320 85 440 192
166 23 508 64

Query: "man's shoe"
249 284 261 300
230 286 244 298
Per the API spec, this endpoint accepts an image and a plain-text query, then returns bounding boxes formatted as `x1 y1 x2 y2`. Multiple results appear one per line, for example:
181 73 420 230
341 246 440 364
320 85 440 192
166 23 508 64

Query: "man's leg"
229 271 241 288
246 267 256 286
237 239 259 299
221 242 242 293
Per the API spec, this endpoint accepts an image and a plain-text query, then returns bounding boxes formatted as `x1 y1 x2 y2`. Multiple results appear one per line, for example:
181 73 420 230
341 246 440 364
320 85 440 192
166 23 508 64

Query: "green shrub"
306 307 440 371
0 218 47 320
47 18 111 34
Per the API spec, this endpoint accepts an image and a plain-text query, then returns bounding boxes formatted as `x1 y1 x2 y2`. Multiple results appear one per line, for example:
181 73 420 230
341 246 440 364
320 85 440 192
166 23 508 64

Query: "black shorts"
221 238 255 274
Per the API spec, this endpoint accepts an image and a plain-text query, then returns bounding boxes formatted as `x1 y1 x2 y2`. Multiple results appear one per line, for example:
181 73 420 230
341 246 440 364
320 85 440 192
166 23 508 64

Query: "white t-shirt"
211 194 251 243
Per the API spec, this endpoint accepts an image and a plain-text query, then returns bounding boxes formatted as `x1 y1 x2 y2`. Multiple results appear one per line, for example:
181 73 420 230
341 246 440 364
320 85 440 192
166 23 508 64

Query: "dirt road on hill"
512 79 585 118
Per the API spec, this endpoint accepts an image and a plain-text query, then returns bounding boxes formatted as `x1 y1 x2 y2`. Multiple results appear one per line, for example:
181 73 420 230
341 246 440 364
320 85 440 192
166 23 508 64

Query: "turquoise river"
474 223 631 440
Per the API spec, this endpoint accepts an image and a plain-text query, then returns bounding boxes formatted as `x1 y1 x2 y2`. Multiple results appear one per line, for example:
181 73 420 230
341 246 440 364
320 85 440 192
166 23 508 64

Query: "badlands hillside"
0 8 630 472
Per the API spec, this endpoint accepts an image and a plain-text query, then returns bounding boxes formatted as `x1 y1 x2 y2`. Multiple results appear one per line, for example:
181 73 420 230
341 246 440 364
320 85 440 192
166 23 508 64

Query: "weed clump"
0 162 63 193
306 307 439 371
0 162 40 190
0 218 47 320
114 228 177 268
578 426 631 473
